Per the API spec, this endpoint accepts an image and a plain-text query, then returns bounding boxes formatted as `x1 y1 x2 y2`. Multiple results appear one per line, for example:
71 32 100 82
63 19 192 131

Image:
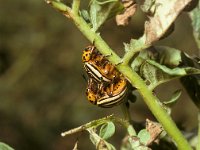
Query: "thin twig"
61 115 133 137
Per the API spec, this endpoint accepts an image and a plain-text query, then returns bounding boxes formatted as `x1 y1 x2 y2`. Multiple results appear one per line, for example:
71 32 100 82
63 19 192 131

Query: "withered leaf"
116 0 137 26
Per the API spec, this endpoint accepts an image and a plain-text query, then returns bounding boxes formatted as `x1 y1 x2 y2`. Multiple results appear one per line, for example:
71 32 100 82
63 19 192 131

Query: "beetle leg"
114 60 123 66
104 52 112 57
105 82 114 96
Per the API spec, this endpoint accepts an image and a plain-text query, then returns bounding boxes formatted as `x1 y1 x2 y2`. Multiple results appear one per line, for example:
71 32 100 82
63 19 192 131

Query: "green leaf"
161 90 182 114
163 90 182 107
138 129 150 145
90 0 122 31
124 38 145 53
131 47 200 90
127 125 136 136
51 1 68 11
99 122 115 140
87 128 116 150
135 60 175 90
120 136 140 150
80 9 91 23
154 46 182 67
0 142 14 150
189 1 200 49
146 60 186 76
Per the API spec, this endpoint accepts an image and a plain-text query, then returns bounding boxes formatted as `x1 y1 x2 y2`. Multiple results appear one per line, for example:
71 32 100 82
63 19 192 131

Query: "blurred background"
0 0 199 149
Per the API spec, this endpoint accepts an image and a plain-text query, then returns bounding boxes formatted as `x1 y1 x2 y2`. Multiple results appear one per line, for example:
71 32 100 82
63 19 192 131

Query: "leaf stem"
61 115 134 136
72 0 80 15
46 1 192 149
122 37 148 65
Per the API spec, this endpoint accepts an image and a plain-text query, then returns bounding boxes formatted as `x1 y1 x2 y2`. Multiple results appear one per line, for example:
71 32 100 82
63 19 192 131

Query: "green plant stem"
122 37 149 65
72 0 80 15
47 1 192 149
197 111 200 150
61 115 134 136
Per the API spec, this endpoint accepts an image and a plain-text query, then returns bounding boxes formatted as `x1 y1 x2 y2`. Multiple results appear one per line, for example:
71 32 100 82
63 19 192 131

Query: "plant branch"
72 0 80 15
46 1 192 149
61 115 135 137
122 37 148 65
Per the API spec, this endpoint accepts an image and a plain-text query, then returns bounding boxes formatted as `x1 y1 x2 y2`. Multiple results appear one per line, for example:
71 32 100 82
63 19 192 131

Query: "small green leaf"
0 142 14 150
154 46 182 67
124 38 145 53
131 47 200 90
99 122 115 140
127 125 136 136
80 10 91 23
137 60 173 90
161 90 182 114
146 60 186 76
51 1 68 11
120 136 140 150
90 0 123 31
137 129 150 145
87 128 116 150
189 1 200 49
163 90 182 107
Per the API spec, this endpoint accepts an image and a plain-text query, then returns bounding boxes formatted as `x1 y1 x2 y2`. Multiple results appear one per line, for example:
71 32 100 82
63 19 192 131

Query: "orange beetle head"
86 88 97 104
82 46 96 62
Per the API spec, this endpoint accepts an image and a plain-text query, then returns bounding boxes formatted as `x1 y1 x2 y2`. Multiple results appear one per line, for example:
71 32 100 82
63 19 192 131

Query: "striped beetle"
82 45 121 83
86 77 128 108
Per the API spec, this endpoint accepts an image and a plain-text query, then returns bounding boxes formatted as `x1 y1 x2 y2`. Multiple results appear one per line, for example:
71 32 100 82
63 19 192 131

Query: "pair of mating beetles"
82 45 130 108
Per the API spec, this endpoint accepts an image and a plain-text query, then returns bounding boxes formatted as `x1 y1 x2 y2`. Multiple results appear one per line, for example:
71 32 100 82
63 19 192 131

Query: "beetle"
82 45 120 83
86 77 128 108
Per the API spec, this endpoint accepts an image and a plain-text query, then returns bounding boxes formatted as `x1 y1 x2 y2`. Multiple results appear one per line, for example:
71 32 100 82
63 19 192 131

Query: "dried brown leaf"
116 0 137 26
146 119 163 146
143 0 192 44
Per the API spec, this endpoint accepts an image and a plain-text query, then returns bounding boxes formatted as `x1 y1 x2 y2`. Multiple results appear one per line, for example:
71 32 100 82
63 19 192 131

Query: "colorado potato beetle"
82 45 121 83
86 77 128 108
